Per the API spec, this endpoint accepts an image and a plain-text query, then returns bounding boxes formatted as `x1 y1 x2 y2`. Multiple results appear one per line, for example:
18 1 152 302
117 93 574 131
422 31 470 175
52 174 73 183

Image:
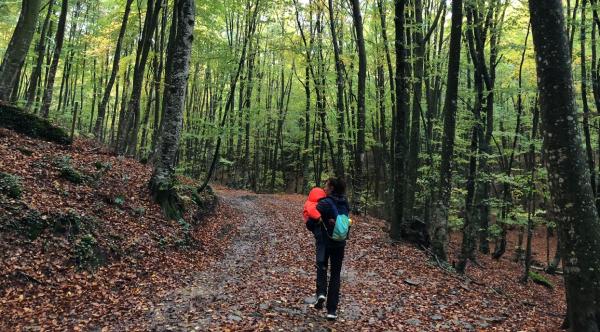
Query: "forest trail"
143 189 564 331
146 190 361 331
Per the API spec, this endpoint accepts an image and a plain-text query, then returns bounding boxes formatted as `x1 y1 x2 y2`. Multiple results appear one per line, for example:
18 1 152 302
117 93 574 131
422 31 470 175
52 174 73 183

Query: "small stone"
406 318 421 326
477 322 490 328
461 322 474 330
404 279 421 286
227 314 242 322
431 314 443 321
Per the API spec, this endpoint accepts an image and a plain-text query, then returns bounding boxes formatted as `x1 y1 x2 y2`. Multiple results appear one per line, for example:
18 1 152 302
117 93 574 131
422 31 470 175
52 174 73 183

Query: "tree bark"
529 0 600 329
149 0 195 219
116 0 161 155
429 0 463 260
41 0 69 118
389 0 410 239
26 0 55 110
0 0 42 101
94 0 134 138
350 0 366 214
327 0 346 178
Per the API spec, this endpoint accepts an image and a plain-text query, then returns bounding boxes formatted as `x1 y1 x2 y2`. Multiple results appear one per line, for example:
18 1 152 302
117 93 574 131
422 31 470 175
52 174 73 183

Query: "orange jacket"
303 187 327 223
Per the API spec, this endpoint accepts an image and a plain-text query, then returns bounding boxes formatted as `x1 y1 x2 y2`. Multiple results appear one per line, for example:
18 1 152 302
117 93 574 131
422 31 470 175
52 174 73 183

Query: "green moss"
20 210 48 240
53 210 95 236
191 185 217 223
74 234 103 270
529 271 554 289
54 156 87 184
60 167 84 184
0 172 22 199
0 103 72 145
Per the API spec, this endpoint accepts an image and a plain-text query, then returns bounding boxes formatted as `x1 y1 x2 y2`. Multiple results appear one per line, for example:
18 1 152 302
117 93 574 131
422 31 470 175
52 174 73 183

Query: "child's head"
307 187 327 202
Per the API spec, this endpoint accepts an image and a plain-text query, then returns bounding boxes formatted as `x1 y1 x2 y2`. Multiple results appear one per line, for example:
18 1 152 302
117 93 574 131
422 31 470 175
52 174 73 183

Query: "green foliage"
60 166 85 184
53 210 96 237
74 234 103 270
0 172 22 199
54 156 87 184
175 218 193 248
529 271 554 289
94 161 112 171
114 195 125 207
19 210 47 240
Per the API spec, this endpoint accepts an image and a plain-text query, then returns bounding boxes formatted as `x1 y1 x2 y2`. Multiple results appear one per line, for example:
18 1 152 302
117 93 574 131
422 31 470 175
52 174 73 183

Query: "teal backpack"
325 199 351 241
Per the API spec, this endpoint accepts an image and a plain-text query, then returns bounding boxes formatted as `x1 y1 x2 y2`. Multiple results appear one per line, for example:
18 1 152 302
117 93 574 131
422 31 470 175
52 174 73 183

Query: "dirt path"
147 190 354 331
145 189 564 331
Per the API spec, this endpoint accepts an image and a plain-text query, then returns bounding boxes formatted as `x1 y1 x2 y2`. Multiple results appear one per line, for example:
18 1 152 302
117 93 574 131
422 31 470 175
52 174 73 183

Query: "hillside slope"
0 128 239 330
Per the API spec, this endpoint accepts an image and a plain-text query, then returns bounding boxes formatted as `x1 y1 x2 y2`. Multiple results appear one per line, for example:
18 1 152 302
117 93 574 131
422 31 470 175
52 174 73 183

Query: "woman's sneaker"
314 294 326 309
326 311 337 320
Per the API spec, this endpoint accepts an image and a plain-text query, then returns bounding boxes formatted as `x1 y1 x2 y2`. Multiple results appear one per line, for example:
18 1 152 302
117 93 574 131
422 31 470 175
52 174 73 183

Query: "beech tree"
149 0 195 218
0 0 42 101
429 0 463 260
529 0 600 329
40 0 68 118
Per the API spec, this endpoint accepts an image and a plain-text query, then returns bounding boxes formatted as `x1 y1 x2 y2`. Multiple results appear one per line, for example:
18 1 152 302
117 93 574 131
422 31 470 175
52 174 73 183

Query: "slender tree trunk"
523 99 540 282
199 0 260 192
405 0 426 219
116 0 161 155
429 0 463 260
26 0 55 109
327 0 346 178
41 0 69 118
581 0 597 198
94 0 134 137
529 0 600 329
349 0 367 213
389 0 410 239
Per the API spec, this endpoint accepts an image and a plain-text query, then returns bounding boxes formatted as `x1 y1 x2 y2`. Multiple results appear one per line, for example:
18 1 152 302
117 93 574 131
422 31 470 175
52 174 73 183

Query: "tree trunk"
41 0 69 118
429 0 463 260
389 0 410 239
149 0 195 219
349 0 366 214
327 0 346 178
94 0 134 138
116 0 161 155
0 0 42 101
581 0 597 199
529 0 600 329
26 0 54 110
405 0 425 220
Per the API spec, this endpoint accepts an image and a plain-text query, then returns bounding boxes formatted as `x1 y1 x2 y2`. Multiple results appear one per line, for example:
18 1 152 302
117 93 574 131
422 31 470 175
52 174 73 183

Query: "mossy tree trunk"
0 0 42 101
529 0 600 330
149 0 195 219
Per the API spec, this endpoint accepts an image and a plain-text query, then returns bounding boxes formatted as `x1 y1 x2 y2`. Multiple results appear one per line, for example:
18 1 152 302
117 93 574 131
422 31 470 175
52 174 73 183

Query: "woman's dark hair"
326 177 346 196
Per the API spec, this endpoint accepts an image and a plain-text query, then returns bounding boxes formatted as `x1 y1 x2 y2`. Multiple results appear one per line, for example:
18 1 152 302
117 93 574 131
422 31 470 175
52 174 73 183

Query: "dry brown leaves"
0 128 565 331
0 129 241 331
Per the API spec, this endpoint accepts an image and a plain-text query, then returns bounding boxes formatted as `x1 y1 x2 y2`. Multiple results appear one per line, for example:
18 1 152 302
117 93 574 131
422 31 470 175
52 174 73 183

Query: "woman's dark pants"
315 230 345 313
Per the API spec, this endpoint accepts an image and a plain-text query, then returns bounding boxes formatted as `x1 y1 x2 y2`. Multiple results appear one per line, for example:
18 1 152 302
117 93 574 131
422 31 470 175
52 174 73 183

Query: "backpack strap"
321 198 342 238
326 197 340 217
